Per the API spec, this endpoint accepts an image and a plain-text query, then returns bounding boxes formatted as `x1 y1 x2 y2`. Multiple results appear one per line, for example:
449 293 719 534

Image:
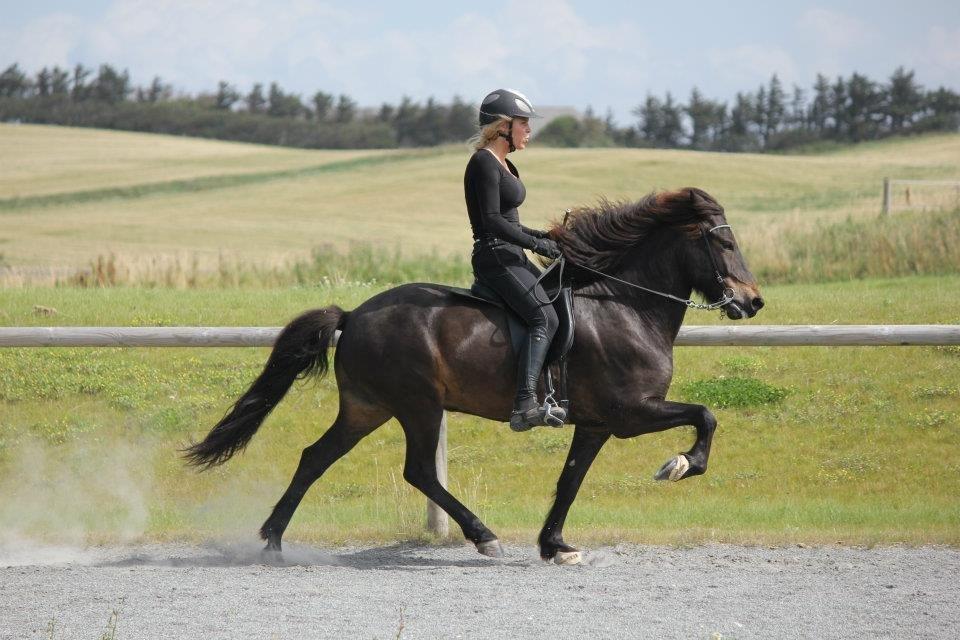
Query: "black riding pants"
472 243 559 339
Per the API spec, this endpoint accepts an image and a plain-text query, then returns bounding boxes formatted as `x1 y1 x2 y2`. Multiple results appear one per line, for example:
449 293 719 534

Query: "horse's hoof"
261 545 283 563
476 539 504 558
553 550 583 566
654 454 690 482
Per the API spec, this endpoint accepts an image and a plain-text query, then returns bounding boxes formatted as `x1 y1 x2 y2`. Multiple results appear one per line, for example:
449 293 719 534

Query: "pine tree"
245 83 266 114
789 84 806 129
809 74 830 134
377 103 395 123
764 75 786 147
0 64 30 98
685 87 713 149
50 66 70 96
71 64 91 101
393 96 421 146
885 67 923 132
846 72 882 142
312 91 333 121
918 86 960 132
93 64 130 103
634 94 664 145
829 76 847 139
445 95 476 142
753 86 767 144
35 67 51 96
658 93 683 147
335 94 357 123
413 97 444 145
215 81 240 110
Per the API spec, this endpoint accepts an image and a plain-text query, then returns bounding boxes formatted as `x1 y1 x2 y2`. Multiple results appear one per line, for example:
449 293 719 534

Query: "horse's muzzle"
725 294 763 320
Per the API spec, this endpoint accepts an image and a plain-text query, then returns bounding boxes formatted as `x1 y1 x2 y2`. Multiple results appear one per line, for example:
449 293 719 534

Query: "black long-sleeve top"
464 149 545 249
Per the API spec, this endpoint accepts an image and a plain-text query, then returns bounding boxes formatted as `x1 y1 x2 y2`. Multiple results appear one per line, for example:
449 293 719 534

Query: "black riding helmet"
479 88 541 152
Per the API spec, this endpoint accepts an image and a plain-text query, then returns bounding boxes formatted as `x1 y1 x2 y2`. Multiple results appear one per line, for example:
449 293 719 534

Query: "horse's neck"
574 248 691 342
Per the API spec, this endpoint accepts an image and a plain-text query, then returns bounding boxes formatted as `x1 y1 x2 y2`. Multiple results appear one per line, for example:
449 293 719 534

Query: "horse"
183 187 763 564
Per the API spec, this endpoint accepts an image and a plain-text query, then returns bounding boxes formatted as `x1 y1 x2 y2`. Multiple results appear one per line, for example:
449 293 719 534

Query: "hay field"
1 123 958 271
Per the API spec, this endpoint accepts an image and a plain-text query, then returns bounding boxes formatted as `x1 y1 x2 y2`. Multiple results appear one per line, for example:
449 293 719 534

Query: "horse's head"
554 187 763 319
663 188 763 319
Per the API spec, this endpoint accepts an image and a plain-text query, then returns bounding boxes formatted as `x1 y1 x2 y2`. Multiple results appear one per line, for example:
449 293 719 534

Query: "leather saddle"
440 261 574 364
433 259 575 411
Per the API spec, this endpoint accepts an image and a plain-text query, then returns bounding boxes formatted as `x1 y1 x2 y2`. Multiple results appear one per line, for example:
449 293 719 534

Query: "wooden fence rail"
1 325 959 347
2 323 958 537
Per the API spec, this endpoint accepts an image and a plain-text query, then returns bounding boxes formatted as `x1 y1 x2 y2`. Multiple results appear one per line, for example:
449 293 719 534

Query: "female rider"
464 89 565 431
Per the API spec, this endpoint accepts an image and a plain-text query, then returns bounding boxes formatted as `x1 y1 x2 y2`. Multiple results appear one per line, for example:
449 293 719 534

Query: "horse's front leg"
538 425 610 564
613 397 718 481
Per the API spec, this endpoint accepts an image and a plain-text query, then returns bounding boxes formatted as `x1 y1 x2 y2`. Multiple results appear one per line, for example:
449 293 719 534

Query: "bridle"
535 222 736 311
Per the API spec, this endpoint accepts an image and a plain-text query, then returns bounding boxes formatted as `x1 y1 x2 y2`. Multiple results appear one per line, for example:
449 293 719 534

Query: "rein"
534 223 735 311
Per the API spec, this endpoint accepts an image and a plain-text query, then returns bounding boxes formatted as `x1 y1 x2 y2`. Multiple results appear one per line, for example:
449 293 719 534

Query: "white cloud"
2 0 645 112
798 7 873 50
926 25 960 73
708 44 799 88
0 13 85 71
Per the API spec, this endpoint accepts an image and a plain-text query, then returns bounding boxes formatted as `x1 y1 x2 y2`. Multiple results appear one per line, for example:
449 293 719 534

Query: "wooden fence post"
426 412 449 537
882 177 890 216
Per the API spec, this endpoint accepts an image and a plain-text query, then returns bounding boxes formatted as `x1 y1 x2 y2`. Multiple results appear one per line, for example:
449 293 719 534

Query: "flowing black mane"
552 187 723 274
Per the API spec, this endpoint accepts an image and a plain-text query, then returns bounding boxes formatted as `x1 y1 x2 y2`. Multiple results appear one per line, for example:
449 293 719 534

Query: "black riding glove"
532 238 562 259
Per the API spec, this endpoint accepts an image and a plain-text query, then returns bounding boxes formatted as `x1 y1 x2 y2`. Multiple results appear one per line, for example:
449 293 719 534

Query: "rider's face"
504 117 531 151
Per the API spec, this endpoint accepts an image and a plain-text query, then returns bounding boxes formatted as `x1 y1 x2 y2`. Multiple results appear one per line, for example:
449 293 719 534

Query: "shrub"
677 376 788 408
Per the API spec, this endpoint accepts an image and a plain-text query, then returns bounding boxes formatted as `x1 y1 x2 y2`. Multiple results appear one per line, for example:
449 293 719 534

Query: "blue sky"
3 0 958 124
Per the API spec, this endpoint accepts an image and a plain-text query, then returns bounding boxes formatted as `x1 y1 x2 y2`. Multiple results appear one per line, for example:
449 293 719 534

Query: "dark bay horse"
184 187 763 563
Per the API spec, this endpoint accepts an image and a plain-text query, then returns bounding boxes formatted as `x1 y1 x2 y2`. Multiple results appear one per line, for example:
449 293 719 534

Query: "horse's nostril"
752 297 765 310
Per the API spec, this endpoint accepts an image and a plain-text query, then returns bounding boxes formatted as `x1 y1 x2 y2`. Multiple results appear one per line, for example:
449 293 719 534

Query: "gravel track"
1 542 957 639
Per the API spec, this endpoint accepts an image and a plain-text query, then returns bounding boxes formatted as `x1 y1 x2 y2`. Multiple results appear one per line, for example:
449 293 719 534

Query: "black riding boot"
509 326 567 431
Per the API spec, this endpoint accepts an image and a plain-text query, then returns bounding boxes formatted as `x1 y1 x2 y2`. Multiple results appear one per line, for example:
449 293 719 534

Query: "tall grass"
4 208 955 289
763 208 960 283
36 243 475 289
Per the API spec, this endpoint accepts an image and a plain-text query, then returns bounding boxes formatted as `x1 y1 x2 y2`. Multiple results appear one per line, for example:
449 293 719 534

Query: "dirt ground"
1 542 957 639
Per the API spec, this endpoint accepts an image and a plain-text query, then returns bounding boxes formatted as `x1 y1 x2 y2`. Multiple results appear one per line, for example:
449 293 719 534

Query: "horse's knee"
402 464 422 488
402 459 438 491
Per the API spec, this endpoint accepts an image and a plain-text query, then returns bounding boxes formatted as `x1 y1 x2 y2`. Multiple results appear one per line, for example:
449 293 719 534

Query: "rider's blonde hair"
468 116 512 150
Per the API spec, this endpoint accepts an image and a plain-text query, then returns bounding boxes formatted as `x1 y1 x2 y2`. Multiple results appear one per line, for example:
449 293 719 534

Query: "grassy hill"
1 123 958 274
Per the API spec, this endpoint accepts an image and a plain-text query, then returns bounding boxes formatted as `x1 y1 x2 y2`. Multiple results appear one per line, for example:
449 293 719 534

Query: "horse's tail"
182 306 348 469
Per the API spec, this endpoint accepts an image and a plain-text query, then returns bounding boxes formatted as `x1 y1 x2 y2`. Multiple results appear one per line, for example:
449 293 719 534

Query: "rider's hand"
532 238 562 259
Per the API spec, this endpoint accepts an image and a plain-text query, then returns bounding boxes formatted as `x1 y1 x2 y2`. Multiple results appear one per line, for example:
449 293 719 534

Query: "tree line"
538 68 960 150
1 62 958 151
0 62 475 148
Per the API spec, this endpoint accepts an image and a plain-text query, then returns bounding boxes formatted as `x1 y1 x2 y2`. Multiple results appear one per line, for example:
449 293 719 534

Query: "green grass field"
1 277 957 546
1 124 958 548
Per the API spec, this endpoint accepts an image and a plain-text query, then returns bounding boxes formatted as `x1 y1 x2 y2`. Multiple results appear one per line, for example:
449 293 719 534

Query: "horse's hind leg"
397 403 503 557
259 397 390 553
538 425 610 564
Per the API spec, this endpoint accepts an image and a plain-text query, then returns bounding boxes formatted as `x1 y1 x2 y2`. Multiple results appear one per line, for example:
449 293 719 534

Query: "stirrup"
509 397 567 432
